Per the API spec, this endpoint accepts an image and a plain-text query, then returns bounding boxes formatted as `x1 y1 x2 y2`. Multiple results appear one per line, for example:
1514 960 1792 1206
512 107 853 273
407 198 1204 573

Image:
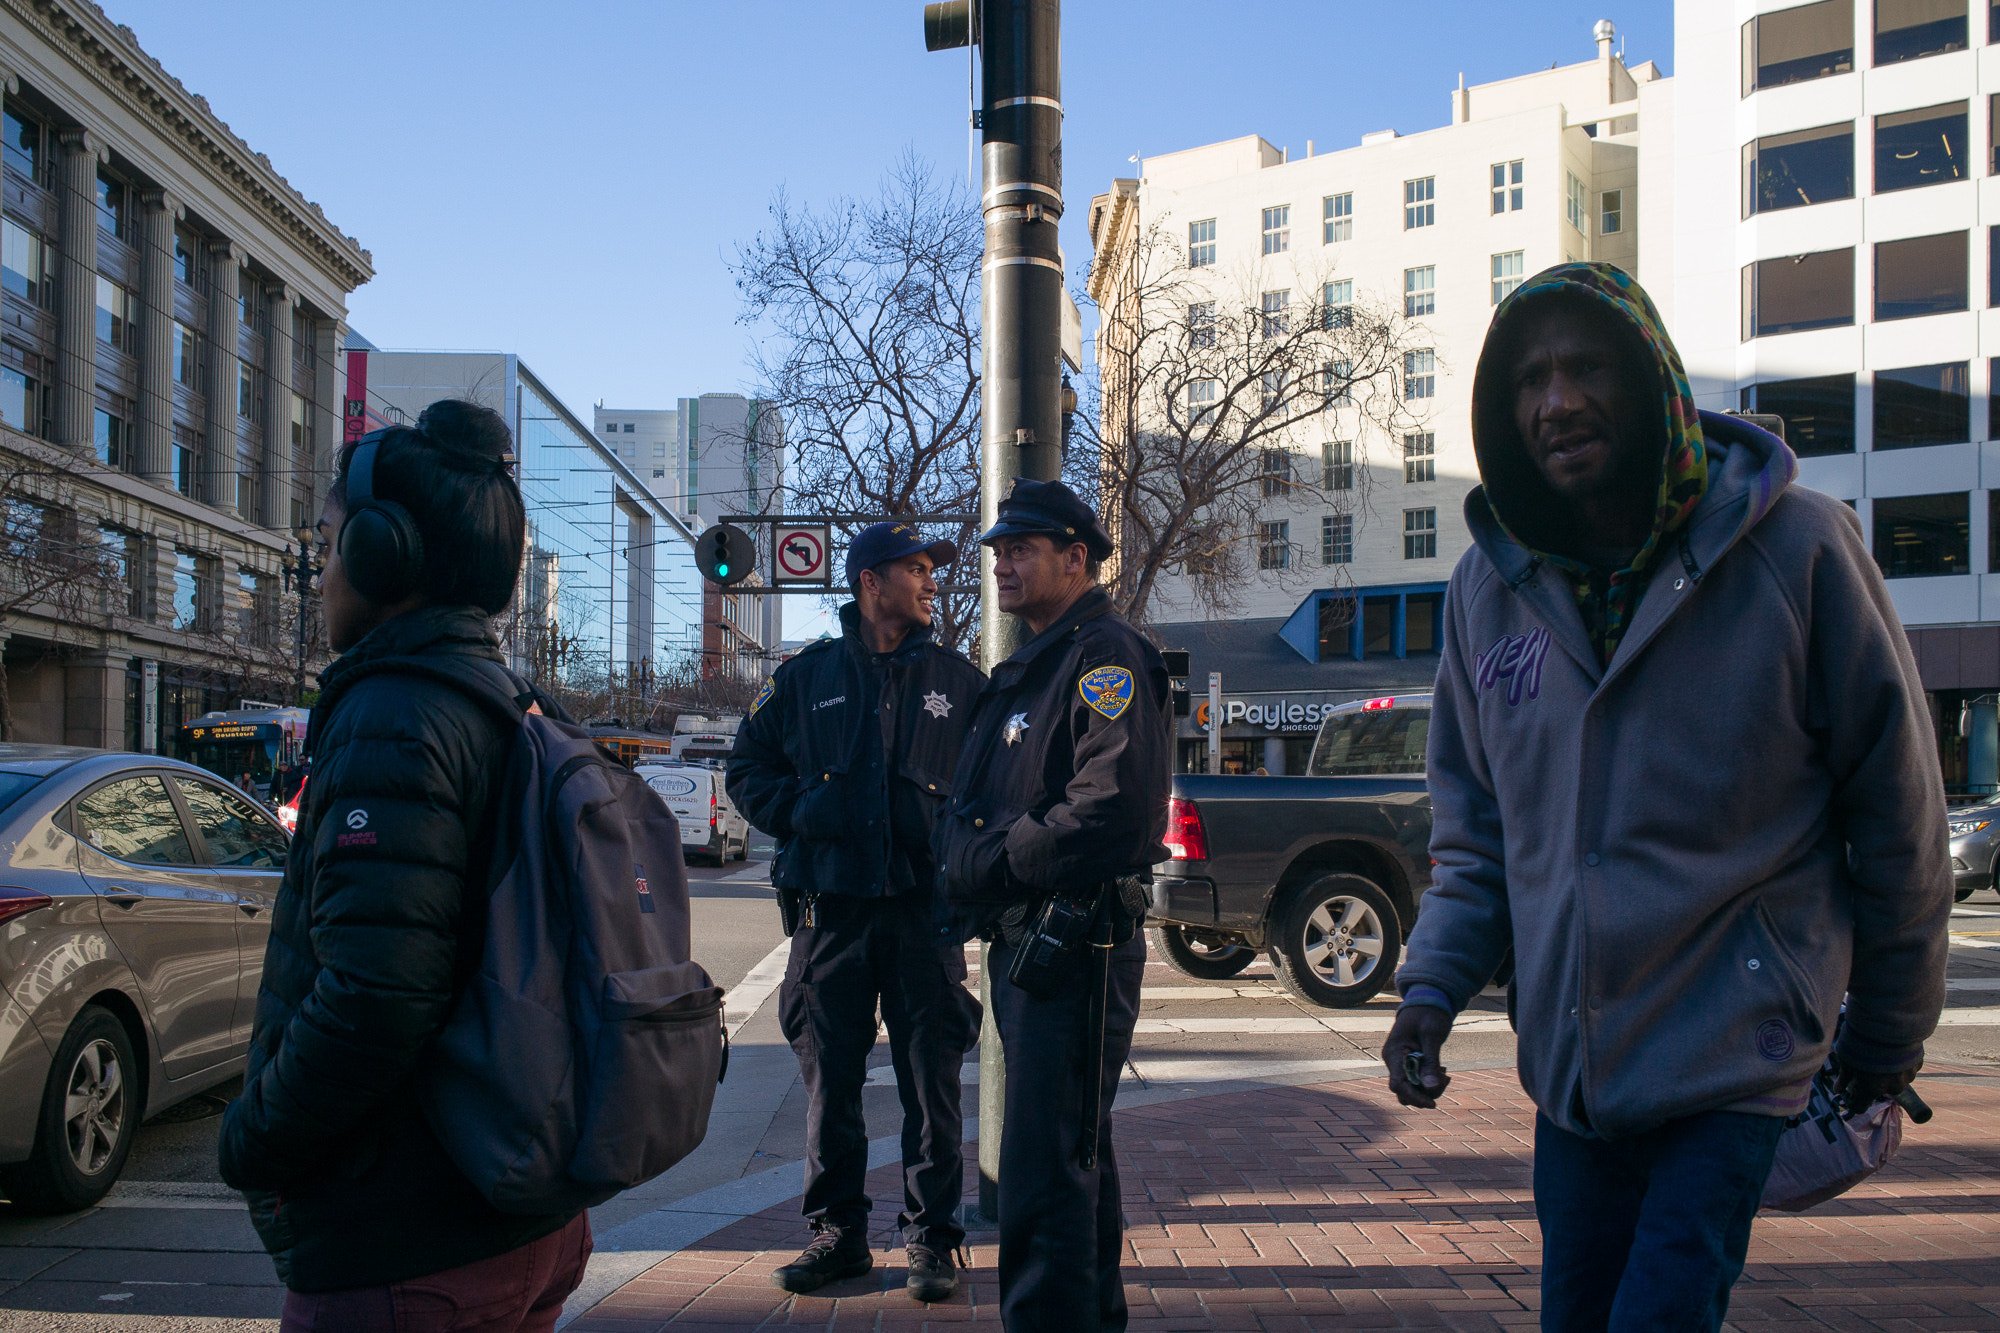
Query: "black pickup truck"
1147 693 1433 1008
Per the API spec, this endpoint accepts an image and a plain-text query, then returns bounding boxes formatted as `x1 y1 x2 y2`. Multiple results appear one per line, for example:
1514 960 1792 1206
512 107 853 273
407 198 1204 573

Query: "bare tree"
1076 218 1423 628
732 154 985 650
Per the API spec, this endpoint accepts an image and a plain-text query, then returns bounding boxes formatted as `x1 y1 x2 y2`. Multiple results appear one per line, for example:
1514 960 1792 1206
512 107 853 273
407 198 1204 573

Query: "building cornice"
1086 179 1138 305
7 0 374 294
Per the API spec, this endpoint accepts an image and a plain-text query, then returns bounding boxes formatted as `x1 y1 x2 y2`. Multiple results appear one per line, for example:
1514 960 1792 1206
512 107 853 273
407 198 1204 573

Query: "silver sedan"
0 744 287 1212
1949 798 1999 903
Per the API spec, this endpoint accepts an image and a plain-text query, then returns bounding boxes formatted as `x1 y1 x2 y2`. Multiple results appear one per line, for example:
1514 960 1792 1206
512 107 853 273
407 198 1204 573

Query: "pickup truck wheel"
1269 874 1400 1008
1149 924 1257 980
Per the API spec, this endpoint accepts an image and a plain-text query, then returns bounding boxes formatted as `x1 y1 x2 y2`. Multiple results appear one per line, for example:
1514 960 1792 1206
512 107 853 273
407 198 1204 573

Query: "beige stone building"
0 2 368 751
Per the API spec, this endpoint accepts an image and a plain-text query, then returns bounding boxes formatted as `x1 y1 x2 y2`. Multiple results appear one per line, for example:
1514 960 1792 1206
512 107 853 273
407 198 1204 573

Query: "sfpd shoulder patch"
1078 665 1135 720
750 679 775 716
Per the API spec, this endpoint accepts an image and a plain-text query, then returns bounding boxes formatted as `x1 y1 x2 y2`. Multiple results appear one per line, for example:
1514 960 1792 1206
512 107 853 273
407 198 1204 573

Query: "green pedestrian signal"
695 524 755 586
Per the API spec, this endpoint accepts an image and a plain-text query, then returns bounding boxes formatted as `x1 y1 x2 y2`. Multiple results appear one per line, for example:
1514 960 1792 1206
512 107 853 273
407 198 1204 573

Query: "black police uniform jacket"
934 586 1173 941
217 607 577 1291
728 603 984 896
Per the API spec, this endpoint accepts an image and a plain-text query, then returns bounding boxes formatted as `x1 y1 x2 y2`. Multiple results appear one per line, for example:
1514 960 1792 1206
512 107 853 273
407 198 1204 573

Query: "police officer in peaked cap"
934 478 1173 1332
727 522 986 1302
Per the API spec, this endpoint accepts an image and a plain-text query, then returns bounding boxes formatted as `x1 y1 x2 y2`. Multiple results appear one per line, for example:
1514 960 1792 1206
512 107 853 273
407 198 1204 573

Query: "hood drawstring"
1677 535 1704 587
1506 556 1543 591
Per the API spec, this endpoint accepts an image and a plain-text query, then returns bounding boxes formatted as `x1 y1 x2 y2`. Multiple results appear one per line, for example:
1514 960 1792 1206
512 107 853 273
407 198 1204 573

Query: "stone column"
308 317 339 520
260 281 294 530
63 651 127 749
54 128 104 456
206 241 242 511
136 189 178 486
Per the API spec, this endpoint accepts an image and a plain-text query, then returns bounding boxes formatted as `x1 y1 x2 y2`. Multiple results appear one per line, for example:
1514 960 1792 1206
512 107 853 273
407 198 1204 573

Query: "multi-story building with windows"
1089 24 1659 771
1662 0 2000 796
0 6 368 750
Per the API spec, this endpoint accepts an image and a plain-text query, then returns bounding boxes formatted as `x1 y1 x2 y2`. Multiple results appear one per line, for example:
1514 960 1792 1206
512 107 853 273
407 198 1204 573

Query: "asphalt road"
2 860 1996 1330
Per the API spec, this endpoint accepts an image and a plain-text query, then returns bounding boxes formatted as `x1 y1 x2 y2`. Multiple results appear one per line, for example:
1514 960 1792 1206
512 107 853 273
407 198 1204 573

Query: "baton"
1077 889 1114 1171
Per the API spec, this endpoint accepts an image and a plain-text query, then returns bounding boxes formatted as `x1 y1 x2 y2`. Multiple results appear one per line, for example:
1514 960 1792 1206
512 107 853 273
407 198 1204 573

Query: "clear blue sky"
106 0 1672 640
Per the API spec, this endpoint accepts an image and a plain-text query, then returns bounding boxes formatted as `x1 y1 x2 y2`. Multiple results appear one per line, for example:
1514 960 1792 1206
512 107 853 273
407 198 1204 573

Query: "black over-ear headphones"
338 429 425 603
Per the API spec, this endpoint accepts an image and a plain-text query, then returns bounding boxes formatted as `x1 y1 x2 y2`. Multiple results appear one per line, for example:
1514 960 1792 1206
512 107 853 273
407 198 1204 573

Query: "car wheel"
1958 885 1978 902
0 1005 138 1213
1149 923 1257 980
733 831 749 862
1268 873 1401 1009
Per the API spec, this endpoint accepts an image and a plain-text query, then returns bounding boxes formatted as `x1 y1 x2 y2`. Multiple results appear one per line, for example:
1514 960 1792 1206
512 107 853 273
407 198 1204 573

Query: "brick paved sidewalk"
566 1067 2000 1331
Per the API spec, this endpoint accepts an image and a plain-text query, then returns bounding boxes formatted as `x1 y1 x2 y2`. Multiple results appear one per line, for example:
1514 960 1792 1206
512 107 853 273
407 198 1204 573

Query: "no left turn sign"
773 525 831 583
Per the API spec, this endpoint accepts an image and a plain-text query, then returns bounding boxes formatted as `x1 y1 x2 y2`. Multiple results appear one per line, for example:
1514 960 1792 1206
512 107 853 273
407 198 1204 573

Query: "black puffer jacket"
217 607 577 1291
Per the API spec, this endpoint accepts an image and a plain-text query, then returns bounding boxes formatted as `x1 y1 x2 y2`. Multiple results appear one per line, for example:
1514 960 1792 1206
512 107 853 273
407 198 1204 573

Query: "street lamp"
280 527 320 707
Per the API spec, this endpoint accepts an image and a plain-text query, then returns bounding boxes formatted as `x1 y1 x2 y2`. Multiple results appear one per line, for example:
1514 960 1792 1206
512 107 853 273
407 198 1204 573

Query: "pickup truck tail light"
1164 796 1209 861
0 887 52 927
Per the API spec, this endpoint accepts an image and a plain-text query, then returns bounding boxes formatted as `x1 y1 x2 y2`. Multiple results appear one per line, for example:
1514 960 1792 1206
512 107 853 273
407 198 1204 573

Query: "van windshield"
1308 707 1430 776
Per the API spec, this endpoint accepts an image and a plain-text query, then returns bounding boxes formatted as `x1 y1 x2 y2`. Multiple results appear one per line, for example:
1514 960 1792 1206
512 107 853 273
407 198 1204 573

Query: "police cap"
844 521 959 588
976 478 1113 561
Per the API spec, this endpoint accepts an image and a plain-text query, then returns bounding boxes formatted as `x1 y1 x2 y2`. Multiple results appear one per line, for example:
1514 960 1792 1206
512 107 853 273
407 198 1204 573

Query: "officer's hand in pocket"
1383 1006 1454 1109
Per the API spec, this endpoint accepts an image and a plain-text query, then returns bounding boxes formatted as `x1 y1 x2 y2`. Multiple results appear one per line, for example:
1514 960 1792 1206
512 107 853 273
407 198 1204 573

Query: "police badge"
1078 665 1135 720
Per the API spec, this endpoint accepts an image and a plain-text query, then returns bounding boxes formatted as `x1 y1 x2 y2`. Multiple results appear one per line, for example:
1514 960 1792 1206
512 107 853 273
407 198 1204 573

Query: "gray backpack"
410 662 727 1215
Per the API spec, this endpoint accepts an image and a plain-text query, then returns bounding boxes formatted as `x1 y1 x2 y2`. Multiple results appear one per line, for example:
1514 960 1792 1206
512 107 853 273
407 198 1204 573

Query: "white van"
637 763 751 866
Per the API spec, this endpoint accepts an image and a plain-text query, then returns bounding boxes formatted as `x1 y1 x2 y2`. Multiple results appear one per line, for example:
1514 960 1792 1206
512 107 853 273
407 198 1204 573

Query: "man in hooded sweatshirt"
1382 263 1951 1332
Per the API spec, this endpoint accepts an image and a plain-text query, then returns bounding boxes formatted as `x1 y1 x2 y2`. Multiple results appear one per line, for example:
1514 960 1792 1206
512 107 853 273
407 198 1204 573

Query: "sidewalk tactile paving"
567 1067 2000 1330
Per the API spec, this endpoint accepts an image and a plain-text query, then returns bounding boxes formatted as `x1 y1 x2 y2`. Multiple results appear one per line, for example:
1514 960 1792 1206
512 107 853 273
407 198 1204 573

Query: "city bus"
180 707 309 798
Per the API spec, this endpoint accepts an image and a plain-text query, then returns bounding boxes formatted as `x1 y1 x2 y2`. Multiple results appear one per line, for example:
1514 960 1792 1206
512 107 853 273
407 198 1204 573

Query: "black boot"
771 1222 872 1294
905 1242 959 1302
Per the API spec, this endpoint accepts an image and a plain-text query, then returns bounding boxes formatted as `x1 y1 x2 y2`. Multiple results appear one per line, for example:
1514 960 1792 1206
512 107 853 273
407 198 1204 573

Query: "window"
1404 349 1435 399
0 365 42 438
173 229 199 287
1189 218 1216 267
1324 360 1352 404
174 778 287 869
1404 266 1435 317
172 550 201 630
1875 0 1966 64
291 392 311 468
1743 122 1855 216
238 272 259 328
1874 361 1968 447
1873 492 1969 576
95 276 135 352
1404 508 1438 559
1 219 46 308
72 776 193 865
1875 231 1967 319
1404 177 1435 229
1742 0 1855 92
623 422 635 433
1323 440 1353 490
93 404 125 469
1188 378 1219 425
1491 160 1524 212
1405 593 1441 653
1600 190 1624 234
603 422 617 434
1992 95 2000 174
1260 448 1293 496
1990 357 2000 438
173 322 199 386
1309 704 1429 775
1321 513 1352 564
239 568 265 644
1322 280 1352 329
1189 300 1216 347
1741 248 1855 337
1260 289 1290 338
1404 431 1436 482
1324 192 1352 242
1875 102 1967 193
3 109 40 184
1261 205 1290 255
1260 371 1288 414
1742 374 1856 455
239 362 256 418
100 526 136 615
172 426 196 498
1492 251 1526 303
1257 519 1291 570
1566 172 1588 232
94 173 131 242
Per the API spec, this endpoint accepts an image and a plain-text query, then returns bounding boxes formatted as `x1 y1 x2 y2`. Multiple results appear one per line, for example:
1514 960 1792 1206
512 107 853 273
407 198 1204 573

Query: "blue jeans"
1535 1109 1785 1333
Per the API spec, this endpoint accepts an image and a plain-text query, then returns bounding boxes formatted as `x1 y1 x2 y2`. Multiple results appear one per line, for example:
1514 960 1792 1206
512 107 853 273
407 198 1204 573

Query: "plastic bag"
1759 1064 1903 1212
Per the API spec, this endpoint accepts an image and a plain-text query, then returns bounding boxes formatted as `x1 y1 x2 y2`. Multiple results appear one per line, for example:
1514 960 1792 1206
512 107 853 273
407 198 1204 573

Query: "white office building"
1089 26 1662 769
1662 0 2000 793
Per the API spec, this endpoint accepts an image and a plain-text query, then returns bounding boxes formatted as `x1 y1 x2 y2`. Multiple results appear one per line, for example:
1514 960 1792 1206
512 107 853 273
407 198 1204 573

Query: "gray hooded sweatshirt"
1397 264 1952 1140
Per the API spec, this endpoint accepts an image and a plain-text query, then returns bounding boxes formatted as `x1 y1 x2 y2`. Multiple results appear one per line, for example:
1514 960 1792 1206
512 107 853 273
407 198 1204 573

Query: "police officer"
727 522 985 1302
935 480 1172 1333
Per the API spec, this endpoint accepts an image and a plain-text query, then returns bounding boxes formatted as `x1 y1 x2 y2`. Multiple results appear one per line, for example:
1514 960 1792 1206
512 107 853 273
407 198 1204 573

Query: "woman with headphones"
219 400 593 1332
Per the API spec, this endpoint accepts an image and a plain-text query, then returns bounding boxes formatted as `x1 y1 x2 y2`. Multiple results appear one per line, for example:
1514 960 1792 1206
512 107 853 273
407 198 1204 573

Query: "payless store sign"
1194 698 1337 734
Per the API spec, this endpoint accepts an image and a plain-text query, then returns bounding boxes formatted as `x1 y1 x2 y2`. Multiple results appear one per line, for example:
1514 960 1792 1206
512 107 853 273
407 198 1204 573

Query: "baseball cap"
844 521 960 588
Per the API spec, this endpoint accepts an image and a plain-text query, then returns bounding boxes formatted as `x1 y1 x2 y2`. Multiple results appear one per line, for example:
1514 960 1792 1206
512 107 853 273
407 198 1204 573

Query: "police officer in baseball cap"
934 479 1172 1331
727 521 985 1302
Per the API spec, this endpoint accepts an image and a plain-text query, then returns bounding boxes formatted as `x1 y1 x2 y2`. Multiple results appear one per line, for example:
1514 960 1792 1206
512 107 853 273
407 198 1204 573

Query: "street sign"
773 525 832 584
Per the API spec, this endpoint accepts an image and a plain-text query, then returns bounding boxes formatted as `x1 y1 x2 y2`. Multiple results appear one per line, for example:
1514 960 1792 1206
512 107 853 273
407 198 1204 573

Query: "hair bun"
414 399 515 471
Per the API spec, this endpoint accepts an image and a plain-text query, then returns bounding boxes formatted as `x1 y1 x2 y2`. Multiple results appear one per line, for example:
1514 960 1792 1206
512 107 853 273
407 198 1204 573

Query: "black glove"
1382 1005 1454 1109
1830 1049 1920 1113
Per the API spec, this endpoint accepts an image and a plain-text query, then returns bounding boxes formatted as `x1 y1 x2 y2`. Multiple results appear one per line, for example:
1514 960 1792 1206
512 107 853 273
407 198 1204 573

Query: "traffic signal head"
695 524 755 586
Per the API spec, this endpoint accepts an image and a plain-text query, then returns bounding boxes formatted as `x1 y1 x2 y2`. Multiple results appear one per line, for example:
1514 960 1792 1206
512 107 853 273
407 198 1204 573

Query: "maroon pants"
280 1213 593 1333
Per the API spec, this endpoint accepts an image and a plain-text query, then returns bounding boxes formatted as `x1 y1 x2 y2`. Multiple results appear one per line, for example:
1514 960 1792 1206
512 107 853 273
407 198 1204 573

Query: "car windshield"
0 771 42 816
1308 707 1430 776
